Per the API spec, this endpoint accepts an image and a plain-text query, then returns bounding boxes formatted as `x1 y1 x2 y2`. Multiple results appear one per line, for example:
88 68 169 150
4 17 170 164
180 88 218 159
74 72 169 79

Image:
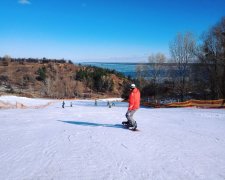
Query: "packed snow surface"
0 96 53 106
0 96 225 180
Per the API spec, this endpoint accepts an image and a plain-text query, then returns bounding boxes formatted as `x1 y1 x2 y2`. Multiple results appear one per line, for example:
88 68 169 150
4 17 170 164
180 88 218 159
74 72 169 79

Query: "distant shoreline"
77 62 146 65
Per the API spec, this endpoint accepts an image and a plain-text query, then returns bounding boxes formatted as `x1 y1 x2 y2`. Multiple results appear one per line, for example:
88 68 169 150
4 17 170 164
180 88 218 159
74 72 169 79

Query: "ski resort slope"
0 97 225 180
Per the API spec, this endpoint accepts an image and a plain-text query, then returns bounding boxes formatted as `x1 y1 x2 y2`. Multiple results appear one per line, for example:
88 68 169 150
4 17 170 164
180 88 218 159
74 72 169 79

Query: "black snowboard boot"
122 121 129 125
128 121 137 130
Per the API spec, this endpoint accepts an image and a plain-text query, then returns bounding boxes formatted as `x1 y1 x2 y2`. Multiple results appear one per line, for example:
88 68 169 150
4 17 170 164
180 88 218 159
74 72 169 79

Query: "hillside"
0 58 130 99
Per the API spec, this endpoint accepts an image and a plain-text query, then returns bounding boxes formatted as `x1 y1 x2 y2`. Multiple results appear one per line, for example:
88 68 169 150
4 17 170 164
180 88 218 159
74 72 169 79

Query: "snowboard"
122 121 138 131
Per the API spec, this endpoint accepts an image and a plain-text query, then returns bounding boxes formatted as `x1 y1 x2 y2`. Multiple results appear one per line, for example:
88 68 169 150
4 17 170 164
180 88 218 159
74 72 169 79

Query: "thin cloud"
18 0 31 5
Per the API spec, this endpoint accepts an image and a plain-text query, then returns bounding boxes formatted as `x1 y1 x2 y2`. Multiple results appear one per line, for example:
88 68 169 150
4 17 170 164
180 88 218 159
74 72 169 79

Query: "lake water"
78 62 173 78
79 62 141 77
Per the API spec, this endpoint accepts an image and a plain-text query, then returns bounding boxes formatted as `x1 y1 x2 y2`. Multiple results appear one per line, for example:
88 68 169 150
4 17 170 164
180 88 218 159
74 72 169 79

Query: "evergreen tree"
37 67 46 81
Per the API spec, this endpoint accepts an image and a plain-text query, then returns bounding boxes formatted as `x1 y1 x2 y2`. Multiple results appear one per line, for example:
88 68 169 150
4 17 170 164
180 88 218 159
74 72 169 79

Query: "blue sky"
0 0 225 62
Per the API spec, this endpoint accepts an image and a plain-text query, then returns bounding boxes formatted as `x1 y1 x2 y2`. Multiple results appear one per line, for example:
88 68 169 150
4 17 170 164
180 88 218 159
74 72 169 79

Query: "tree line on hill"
75 66 120 92
0 56 73 65
135 16 225 102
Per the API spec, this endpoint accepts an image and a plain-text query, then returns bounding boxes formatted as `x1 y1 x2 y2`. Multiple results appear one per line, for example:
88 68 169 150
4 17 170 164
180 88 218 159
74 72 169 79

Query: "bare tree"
3 55 12 78
3 55 11 61
135 53 167 102
148 53 166 100
46 78 52 96
169 32 196 101
135 63 148 89
148 53 166 84
200 17 225 99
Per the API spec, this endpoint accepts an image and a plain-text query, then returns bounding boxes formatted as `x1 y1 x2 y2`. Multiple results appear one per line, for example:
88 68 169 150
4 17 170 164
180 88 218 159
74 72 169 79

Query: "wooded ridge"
0 58 130 99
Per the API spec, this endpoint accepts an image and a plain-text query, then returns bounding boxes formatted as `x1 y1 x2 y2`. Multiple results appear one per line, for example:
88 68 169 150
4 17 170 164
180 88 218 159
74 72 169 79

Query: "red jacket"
128 88 140 110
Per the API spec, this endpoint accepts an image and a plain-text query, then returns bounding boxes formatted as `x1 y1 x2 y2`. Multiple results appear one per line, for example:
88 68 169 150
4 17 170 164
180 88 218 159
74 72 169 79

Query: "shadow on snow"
58 120 125 129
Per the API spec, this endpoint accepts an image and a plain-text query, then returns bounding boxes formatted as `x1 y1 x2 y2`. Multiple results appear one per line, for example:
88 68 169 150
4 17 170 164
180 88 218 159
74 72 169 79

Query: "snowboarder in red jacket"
123 84 140 130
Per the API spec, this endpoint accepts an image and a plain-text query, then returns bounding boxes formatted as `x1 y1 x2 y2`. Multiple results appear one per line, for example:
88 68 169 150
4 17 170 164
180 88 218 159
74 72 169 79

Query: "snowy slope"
0 95 54 109
0 97 225 180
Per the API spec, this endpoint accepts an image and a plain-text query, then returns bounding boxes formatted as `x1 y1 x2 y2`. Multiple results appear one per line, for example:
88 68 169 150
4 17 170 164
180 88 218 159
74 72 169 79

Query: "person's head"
129 83 136 90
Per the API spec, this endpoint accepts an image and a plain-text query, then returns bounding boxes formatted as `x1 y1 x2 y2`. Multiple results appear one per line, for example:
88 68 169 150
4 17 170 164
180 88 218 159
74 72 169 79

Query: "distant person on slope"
123 84 140 130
